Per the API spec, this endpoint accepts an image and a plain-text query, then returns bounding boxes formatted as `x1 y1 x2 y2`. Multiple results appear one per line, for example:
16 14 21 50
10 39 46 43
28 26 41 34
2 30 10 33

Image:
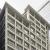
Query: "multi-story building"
0 2 50 50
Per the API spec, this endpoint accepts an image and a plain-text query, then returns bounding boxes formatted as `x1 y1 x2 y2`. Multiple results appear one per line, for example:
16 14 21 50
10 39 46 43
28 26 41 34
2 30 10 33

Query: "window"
16 44 23 50
7 31 15 39
30 10 35 16
24 28 29 35
16 22 22 29
24 42 29 48
41 25 45 31
30 27 35 33
16 14 22 23
31 46 36 50
23 20 29 28
16 36 23 44
7 46 14 50
36 31 40 37
42 35 46 41
24 48 27 50
7 23 15 33
30 16 34 21
36 26 40 31
46 26 48 29
36 37 41 43
37 44 41 50
8 8 15 17
7 39 15 47
24 35 29 41
42 47 46 50
31 22 35 27
16 29 23 37
41 30 45 35
36 21 40 26
30 33 35 39
31 39 35 45
7 15 15 25
42 41 46 47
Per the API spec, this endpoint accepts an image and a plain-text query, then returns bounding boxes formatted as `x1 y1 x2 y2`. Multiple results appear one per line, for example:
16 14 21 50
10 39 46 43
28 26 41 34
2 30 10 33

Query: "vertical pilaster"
5 8 8 50
15 13 16 50
27 10 30 20
22 19 24 50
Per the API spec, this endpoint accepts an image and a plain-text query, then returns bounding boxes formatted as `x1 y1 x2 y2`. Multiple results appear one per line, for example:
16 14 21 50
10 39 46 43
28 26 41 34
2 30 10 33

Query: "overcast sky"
0 0 49 12
0 0 50 38
0 0 50 23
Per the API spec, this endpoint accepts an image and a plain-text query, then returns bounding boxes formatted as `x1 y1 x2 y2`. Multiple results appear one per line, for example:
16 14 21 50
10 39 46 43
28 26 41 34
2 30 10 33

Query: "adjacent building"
48 37 50 50
0 2 50 50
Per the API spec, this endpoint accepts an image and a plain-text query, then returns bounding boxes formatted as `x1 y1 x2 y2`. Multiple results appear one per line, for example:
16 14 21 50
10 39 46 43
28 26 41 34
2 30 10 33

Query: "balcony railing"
7 15 15 26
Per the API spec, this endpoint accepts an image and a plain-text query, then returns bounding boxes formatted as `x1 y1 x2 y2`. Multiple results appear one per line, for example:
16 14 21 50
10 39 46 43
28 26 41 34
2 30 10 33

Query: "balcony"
31 46 36 50
30 32 35 39
42 35 46 42
41 30 45 35
24 41 29 49
41 25 45 31
7 23 15 33
7 15 15 26
42 41 46 47
16 44 23 50
36 21 40 27
36 26 40 31
31 39 35 46
36 37 41 44
23 20 29 28
24 28 29 35
7 38 15 48
30 27 35 33
31 22 35 28
36 31 41 37
7 30 15 40
30 15 35 23
8 8 15 18
24 34 29 41
7 46 14 50
37 44 41 50
16 22 22 30
16 29 23 37
16 14 22 23
16 36 23 45
42 47 46 50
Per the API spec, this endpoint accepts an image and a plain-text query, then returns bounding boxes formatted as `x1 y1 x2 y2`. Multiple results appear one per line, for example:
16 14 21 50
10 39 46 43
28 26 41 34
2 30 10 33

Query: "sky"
39 2 50 23
0 0 50 23
0 0 49 13
0 0 50 38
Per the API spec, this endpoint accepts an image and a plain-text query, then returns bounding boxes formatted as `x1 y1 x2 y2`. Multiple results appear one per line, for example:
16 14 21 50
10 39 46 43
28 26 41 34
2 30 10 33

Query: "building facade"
0 2 50 50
